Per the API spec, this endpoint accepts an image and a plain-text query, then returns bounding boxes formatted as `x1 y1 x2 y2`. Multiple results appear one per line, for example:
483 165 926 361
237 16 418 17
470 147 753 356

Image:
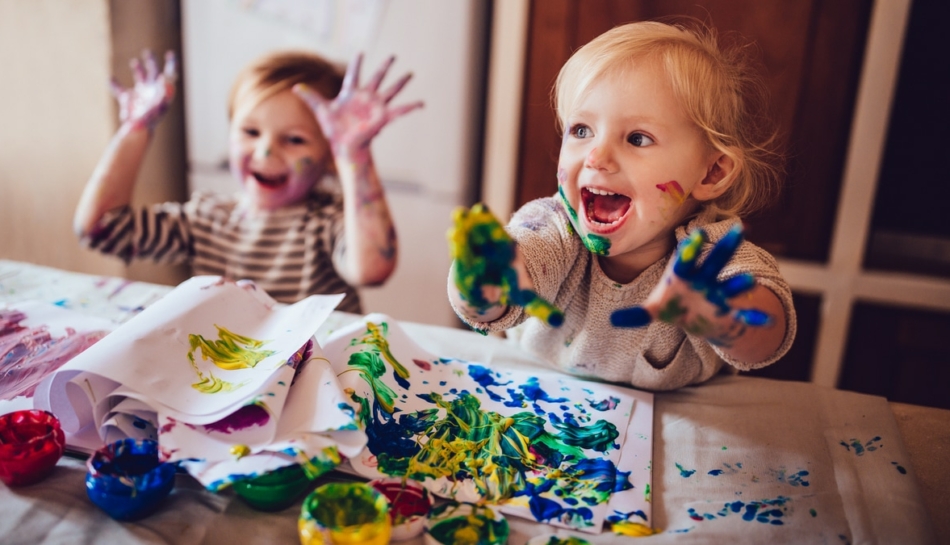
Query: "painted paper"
323 314 654 534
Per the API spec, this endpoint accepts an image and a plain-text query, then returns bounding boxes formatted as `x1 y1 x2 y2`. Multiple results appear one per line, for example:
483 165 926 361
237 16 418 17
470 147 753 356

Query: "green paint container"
424 501 509 545
233 463 312 511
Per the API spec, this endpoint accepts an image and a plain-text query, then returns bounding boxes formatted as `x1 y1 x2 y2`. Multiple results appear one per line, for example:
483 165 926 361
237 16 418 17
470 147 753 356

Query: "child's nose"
253 136 274 161
584 146 618 173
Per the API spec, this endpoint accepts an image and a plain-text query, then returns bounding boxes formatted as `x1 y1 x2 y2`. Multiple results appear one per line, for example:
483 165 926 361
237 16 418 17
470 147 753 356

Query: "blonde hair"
228 50 344 121
554 20 783 217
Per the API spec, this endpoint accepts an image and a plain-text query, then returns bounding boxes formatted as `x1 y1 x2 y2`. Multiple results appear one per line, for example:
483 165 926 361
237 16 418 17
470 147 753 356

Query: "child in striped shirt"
74 49 422 312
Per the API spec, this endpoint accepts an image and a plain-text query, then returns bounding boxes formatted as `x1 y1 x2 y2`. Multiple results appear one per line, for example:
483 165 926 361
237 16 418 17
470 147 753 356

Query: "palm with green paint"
448 204 564 327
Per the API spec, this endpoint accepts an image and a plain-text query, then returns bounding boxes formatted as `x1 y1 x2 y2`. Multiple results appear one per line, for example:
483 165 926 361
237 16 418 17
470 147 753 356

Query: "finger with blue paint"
610 223 772 347
448 204 564 327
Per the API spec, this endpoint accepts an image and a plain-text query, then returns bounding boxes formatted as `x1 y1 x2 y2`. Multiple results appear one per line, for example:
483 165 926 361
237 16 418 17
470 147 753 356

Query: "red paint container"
0 410 66 486
369 477 432 540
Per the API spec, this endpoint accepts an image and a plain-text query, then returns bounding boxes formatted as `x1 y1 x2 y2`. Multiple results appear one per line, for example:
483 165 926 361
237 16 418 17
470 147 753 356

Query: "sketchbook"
323 314 654 534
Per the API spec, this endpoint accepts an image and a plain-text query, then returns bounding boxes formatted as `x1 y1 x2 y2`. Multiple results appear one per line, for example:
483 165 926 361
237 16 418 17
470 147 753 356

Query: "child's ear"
692 152 738 202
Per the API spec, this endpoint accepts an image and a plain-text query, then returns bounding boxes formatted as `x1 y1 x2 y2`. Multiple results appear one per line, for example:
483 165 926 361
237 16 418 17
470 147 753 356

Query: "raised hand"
610 224 771 347
293 53 423 162
111 50 177 132
448 204 564 327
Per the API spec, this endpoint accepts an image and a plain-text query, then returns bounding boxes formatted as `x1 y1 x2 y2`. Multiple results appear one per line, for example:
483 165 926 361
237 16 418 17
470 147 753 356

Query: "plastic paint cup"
424 501 509 545
298 481 392 545
85 438 176 520
369 477 432 540
0 410 65 487
234 463 313 511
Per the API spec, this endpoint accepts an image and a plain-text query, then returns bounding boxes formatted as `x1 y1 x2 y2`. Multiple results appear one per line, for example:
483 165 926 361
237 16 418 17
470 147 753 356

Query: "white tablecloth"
0 260 937 544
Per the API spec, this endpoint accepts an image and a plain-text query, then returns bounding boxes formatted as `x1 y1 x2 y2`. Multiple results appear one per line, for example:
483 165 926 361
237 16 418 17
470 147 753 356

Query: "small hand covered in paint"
111 50 177 133
448 203 564 327
294 53 423 163
610 224 772 347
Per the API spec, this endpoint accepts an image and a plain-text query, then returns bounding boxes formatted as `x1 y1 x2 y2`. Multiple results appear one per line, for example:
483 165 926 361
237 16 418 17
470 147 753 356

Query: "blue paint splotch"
840 436 882 456
707 462 742 476
688 496 790 525
891 461 907 474
586 396 620 411
770 468 810 487
675 463 696 478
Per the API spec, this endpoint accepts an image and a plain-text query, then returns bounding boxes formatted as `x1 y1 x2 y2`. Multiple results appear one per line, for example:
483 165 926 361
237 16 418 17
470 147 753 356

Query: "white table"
0 260 941 544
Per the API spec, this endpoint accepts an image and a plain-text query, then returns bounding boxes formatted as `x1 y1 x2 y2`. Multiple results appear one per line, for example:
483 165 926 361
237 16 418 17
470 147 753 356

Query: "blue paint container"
85 438 176 520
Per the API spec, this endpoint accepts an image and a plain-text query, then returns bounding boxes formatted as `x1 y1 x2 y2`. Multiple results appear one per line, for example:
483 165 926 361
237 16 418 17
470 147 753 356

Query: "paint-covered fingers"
292 83 329 114
672 228 706 279
697 224 744 282
340 52 364 99
162 50 178 85
610 306 652 328
385 100 425 126
366 55 396 93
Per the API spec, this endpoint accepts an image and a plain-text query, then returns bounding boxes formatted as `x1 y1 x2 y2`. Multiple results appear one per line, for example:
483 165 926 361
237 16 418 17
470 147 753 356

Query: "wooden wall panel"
516 0 873 263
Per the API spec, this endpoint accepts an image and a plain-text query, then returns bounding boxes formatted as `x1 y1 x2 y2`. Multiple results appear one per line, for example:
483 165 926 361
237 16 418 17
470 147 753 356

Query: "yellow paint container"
298 482 391 545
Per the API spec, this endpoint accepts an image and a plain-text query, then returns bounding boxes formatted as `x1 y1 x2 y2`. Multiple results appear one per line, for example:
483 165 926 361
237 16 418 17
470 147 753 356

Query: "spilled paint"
687 496 790 525
675 463 696 478
891 461 907 474
203 402 270 433
0 309 109 400
840 436 882 456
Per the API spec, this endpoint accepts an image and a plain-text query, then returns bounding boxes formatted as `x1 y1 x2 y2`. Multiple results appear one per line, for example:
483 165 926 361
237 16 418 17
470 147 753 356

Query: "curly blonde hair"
554 20 783 217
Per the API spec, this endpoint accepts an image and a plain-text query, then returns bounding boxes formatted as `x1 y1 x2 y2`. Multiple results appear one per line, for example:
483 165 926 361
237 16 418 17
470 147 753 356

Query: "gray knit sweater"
449 197 797 391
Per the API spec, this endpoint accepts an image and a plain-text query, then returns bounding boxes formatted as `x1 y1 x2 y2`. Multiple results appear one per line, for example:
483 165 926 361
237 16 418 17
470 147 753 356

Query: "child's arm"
447 204 564 327
74 50 177 238
294 54 422 287
611 224 786 364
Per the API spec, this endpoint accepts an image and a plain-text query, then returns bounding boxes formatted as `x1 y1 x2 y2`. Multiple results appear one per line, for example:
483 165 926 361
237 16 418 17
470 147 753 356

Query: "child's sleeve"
78 198 193 266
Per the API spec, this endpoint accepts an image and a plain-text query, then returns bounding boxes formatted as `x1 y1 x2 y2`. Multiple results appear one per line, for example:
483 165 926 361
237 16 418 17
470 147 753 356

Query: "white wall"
182 0 488 327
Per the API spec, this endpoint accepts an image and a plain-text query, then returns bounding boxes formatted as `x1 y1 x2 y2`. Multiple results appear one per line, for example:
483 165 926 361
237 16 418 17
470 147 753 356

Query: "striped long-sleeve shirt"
81 189 361 312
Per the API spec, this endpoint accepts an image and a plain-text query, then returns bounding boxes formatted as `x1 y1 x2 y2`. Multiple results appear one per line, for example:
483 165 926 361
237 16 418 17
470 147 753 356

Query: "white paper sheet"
30 276 363 489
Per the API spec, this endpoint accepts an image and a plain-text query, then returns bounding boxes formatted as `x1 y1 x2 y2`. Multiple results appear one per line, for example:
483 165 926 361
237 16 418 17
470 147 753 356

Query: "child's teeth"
588 188 616 196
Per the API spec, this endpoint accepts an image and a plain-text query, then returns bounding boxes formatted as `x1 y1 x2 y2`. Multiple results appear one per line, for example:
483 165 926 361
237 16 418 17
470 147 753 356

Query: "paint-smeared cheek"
293 157 316 176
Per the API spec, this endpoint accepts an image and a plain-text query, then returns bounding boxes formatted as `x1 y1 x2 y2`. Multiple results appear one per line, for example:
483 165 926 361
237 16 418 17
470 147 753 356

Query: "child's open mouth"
252 171 288 188
582 187 630 232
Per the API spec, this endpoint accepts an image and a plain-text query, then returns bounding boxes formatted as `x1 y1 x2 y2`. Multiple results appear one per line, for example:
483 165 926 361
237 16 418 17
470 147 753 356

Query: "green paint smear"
188 325 275 370
557 186 611 256
187 325 274 393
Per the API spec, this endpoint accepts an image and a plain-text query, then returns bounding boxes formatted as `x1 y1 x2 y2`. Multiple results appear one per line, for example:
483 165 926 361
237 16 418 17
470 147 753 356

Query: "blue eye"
570 125 592 139
287 135 307 145
242 127 259 137
628 133 655 147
